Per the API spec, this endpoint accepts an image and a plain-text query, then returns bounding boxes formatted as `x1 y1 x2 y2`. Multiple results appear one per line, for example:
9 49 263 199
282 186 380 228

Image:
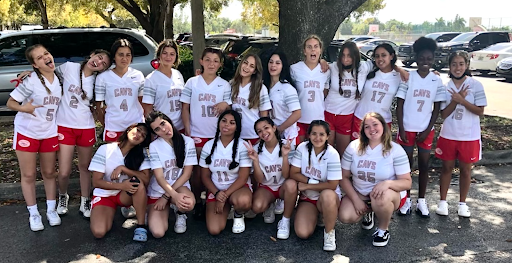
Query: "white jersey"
199 138 251 191
147 135 197 198
89 143 151 197
55 62 96 129
142 69 185 130
290 62 330 123
439 77 487 141
180 75 232 138
354 70 401 123
253 143 286 191
341 140 410 197
290 142 342 200
95 68 145 132
395 71 446 132
232 83 272 139
268 81 301 141
324 61 372 115
10 72 61 140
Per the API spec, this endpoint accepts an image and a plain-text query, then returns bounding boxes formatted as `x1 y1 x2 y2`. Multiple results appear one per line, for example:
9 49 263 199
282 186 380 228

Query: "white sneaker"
263 203 276 224
57 193 69 215
274 199 284 215
276 219 290 239
323 229 336 251
174 212 187 234
458 204 471 218
317 213 325 227
46 210 61 226
29 214 44 231
121 206 136 218
244 210 257 219
79 198 91 218
436 201 449 216
398 198 411 215
232 216 245 233
415 199 430 217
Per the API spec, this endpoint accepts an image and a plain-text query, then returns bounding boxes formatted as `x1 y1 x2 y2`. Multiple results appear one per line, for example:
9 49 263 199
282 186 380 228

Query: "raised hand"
243 141 258 161
22 99 43 117
281 137 293 157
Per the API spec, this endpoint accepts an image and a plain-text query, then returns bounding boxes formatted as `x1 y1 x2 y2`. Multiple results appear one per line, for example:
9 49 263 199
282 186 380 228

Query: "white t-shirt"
395 71 446 132
354 70 401 123
89 143 151 197
268 81 301 141
324 61 372 115
95 68 145 132
199 138 252 191
341 140 410 197
142 69 185 130
253 143 286 191
290 142 342 200
55 62 96 129
231 83 272 139
10 72 61 139
180 75 232 138
290 62 330 123
439 77 487 141
147 135 197 198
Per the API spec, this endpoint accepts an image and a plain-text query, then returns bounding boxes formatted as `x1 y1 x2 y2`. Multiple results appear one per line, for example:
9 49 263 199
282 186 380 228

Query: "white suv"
0 27 158 108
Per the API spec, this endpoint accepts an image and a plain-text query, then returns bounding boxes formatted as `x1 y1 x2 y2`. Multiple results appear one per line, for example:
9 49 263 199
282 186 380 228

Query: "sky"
215 0 512 27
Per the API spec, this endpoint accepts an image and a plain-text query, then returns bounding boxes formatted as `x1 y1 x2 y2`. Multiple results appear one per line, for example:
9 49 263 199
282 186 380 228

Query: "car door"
470 34 491 52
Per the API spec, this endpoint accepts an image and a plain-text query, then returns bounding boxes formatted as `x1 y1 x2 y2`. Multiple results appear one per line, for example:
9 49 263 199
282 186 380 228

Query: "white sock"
47 200 56 212
459 202 466 206
27 204 39 216
418 198 426 203
439 200 447 205
281 216 290 223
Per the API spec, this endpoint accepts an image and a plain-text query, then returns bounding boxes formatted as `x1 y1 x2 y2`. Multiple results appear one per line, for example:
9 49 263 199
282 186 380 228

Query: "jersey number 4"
120 99 128 112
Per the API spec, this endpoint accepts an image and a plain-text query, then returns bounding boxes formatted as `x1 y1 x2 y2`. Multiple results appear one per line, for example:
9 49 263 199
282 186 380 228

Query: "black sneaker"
372 229 390 247
361 212 374 230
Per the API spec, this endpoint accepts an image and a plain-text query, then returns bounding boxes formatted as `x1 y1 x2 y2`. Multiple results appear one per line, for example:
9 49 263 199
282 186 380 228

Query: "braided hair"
254 117 283 157
78 49 111 100
337 41 361 99
25 44 63 95
146 111 186 168
306 120 331 167
205 110 242 170
367 43 397 80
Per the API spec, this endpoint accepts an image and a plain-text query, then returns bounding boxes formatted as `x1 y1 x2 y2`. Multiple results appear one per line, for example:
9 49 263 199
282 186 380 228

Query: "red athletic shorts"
297 122 309 137
206 184 252 203
147 196 170 206
58 126 96 147
435 137 481 163
325 112 353 135
396 130 435 150
259 184 281 199
13 132 59 153
103 130 123 142
192 137 212 148
245 138 259 145
91 192 130 209
351 117 392 140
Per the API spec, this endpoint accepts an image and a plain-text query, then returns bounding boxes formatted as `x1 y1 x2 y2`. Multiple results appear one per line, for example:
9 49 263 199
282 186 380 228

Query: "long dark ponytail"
146 111 186 168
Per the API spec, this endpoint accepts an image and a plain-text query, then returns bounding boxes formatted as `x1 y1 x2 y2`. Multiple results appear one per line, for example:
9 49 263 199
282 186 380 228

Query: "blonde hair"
25 44 62 95
357 112 392 156
302 35 323 62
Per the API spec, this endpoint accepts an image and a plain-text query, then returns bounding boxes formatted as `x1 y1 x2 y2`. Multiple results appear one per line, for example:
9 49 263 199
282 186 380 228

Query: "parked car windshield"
450 32 476 42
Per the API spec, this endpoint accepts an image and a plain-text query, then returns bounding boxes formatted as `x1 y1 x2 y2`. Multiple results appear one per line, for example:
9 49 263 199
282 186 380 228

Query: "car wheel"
366 50 373 57
402 61 413 67
505 78 512 83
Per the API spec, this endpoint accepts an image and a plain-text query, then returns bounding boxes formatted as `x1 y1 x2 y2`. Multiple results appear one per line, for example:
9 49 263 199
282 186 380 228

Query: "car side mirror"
472 40 480 45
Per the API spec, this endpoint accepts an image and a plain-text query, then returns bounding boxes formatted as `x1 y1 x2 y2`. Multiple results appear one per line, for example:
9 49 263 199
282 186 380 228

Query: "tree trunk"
148 0 167 42
34 0 49 29
278 0 367 63
164 0 177 39
191 0 206 71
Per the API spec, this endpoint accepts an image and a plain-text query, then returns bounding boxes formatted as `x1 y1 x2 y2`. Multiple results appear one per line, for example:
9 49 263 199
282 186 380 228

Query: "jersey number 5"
357 171 376 183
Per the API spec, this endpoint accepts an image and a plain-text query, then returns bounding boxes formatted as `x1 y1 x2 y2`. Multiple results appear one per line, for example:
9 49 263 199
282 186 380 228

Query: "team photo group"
7 33 486 250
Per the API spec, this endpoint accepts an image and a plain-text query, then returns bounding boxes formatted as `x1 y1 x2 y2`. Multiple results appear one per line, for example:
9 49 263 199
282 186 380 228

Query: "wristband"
214 190 221 197
308 178 319 185
162 194 170 200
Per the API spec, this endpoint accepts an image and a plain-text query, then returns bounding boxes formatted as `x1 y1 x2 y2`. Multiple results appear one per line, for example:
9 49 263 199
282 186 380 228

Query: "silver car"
357 39 399 57
0 27 158 109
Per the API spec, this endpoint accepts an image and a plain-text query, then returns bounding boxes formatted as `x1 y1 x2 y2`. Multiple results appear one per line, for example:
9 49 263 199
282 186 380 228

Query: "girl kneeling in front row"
286 120 342 251
200 110 253 235
146 111 196 237
89 123 151 241
338 112 411 247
